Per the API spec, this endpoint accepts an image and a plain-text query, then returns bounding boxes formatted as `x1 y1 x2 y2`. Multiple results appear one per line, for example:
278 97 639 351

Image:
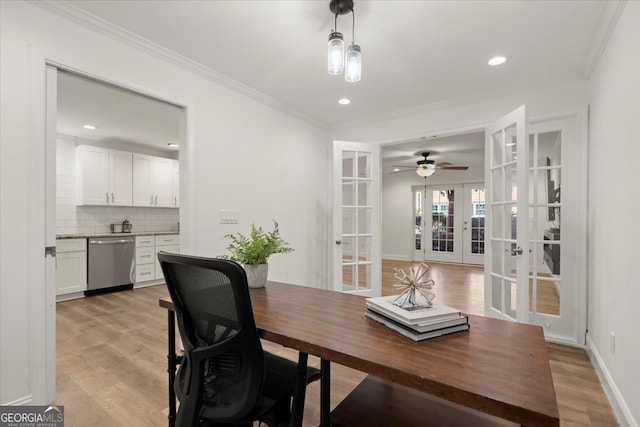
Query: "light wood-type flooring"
55 261 618 426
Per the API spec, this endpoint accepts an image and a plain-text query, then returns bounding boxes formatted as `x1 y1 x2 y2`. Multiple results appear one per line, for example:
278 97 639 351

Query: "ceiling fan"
391 152 469 177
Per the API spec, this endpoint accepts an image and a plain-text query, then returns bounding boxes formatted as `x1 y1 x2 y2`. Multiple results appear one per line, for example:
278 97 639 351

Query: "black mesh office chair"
158 252 319 427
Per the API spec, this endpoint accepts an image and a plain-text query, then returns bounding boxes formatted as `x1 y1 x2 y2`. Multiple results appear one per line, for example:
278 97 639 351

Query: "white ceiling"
57 71 181 151
54 1 609 161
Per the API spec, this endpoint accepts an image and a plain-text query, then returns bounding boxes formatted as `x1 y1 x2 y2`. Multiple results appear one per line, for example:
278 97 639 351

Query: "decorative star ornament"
392 262 436 308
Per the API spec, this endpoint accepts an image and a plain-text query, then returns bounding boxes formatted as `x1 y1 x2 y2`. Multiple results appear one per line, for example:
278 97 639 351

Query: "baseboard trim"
587 336 637 427
381 254 411 261
2 394 33 406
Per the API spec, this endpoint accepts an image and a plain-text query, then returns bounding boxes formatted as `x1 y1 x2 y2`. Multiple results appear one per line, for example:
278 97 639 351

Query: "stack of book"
365 295 469 341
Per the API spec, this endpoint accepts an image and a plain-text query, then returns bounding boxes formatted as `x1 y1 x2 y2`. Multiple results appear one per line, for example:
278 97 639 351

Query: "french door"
413 183 485 265
485 106 585 343
462 185 486 265
332 141 381 297
485 106 529 323
413 184 463 263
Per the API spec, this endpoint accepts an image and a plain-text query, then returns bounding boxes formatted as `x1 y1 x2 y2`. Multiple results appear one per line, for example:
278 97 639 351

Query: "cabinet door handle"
155 195 158 205
111 193 115 203
150 195 154 205
106 192 109 203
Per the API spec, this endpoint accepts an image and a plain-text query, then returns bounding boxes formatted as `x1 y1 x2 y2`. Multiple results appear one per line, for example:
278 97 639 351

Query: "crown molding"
583 0 628 77
32 1 329 130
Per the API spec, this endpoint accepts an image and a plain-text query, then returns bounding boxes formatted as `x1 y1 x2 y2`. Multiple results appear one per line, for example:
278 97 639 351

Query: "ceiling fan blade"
435 162 452 167
391 165 417 169
389 169 416 174
438 166 469 170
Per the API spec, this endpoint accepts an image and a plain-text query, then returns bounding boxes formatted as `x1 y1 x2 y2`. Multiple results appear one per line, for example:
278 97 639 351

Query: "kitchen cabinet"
155 234 180 280
134 234 179 284
133 155 178 208
76 145 132 206
134 235 156 283
56 238 87 297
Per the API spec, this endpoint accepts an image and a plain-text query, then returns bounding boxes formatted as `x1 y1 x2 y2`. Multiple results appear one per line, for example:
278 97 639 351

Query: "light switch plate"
219 209 240 224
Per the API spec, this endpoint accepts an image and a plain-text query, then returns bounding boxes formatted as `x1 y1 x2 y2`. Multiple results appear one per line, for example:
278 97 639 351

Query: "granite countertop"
56 231 179 239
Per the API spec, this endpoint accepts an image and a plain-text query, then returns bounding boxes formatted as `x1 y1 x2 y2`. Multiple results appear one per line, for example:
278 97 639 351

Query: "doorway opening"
40 60 188 404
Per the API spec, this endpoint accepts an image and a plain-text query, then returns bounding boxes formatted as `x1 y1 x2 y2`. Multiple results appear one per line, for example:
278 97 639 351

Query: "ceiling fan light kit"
416 163 436 177
328 0 361 82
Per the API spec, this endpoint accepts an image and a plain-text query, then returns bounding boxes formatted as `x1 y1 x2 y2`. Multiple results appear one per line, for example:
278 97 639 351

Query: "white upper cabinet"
109 150 133 205
76 145 132 206
133 154 179 208
154 157 174 207
133 154 154 206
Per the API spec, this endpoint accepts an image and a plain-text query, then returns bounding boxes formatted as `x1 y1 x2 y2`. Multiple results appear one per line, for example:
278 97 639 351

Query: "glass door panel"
333 141 380 296
462 185 485 264
485 106 529 323
528 129 563 320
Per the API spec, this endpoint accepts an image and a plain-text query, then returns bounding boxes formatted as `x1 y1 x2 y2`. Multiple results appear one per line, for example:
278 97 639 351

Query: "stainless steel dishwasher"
87 236 135 294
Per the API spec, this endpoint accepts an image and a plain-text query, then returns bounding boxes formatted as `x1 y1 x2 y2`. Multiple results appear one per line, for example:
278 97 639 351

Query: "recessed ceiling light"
488 56 507 66
393 168 400 172
338 98 351 105
83 124 97 130
167 143 179 148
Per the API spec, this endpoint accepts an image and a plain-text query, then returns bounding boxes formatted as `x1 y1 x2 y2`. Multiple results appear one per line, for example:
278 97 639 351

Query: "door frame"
28 44 193 403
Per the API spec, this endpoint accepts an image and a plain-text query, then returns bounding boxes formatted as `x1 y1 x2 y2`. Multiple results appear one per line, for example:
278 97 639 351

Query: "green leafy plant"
224 221 294 265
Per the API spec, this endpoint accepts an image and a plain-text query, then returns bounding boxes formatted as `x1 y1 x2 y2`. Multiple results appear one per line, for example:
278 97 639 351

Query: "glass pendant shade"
416 164 436 177
345 44 361 82
328 32 345 75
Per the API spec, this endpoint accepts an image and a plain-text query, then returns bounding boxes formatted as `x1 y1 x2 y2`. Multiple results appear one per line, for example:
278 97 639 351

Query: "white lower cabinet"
56 238 87 298
155 235 180 280
135 235 156 283
134 234 179 285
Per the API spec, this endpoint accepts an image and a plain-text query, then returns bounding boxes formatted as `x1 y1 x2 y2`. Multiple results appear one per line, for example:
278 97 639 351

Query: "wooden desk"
159 281 559 427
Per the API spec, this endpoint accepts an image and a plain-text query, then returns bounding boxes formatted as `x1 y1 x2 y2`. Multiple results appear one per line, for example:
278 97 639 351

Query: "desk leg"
167 310 177 427
290 352 309 427
320 359 331 427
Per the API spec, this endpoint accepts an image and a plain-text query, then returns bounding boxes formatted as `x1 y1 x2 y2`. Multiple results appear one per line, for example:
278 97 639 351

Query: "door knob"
511 246 524 255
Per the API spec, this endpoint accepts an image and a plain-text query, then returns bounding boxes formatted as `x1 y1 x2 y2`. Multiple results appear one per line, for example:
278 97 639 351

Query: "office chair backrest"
158 252 265 425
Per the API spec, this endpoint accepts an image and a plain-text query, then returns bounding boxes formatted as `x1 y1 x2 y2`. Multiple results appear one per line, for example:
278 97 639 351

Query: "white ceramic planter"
243 263 268 288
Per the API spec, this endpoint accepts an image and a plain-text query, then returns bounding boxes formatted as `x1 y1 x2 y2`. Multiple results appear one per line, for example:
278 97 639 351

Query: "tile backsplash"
56 136 179 235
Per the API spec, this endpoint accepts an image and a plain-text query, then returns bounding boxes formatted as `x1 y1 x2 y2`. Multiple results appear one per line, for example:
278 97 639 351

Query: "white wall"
0 1 329 405
588 2 640 425
57 136 180 235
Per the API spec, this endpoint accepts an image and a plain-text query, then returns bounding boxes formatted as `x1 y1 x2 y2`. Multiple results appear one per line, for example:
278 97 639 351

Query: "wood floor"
55 261 618 426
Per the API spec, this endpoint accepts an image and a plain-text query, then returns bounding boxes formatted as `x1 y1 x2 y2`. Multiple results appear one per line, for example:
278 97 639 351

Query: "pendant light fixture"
328 0 361 82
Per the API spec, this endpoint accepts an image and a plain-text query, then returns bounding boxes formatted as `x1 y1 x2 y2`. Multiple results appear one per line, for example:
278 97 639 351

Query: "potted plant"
224 221 294 288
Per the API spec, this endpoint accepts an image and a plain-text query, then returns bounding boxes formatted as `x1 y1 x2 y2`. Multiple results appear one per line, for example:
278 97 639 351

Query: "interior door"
462 184 485 265
484 105 529 322
526 117 583 343
332 140 381 297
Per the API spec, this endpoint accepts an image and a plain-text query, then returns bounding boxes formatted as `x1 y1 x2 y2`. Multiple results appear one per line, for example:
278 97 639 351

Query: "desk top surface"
159 281 559 426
